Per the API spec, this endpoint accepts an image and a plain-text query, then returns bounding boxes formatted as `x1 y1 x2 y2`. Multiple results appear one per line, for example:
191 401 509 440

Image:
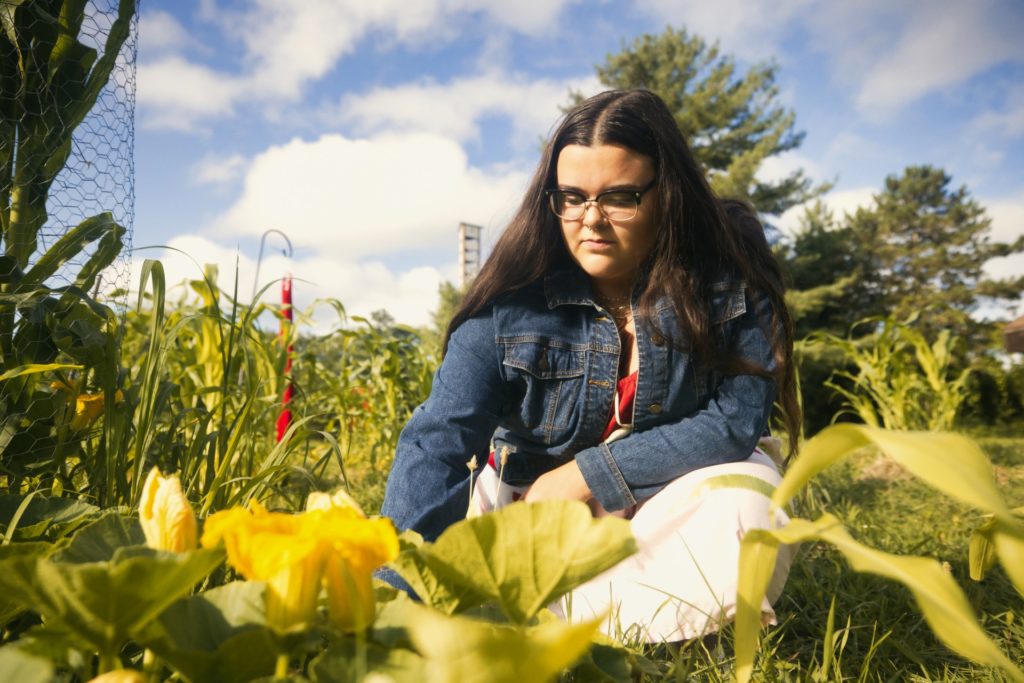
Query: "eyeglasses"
545 178 657 221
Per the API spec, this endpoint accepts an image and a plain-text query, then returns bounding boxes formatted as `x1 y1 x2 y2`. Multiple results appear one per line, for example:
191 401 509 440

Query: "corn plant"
811 316 971 431
734 424 1024 683
1 0 134 503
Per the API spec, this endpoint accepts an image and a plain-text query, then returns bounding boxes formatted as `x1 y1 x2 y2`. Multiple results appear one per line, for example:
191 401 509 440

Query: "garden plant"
1 1 1022 681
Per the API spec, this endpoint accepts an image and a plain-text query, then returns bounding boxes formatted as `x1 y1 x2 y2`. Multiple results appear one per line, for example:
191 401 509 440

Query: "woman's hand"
522 460 593 503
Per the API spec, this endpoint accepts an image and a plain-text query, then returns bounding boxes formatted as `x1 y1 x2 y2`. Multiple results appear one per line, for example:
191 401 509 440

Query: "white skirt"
471 440 793 642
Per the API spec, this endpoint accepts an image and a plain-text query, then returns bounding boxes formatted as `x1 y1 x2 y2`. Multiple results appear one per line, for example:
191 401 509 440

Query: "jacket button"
651 333 665 346
648 403 662 414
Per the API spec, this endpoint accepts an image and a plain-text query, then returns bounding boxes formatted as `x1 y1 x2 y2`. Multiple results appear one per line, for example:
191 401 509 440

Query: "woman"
380 89 799 641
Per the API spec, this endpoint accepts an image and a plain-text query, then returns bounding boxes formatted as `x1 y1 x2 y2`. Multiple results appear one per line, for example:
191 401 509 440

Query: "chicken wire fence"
2 0 137 291
1 0 137 488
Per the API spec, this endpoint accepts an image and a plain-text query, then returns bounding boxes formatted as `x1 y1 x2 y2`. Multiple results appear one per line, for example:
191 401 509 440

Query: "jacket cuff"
575 442 637 512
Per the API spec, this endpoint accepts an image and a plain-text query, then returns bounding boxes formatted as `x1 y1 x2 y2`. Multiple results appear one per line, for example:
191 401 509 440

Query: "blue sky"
133 0 1024 327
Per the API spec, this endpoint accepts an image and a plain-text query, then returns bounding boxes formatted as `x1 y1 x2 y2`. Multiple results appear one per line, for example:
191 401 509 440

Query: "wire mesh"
1 0 137 493
9 0 138 298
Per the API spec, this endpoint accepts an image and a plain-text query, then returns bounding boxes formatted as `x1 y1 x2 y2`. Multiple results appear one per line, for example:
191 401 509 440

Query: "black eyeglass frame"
545 178 658 221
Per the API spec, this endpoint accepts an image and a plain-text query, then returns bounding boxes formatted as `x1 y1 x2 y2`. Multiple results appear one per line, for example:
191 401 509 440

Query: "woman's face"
554 144 659 297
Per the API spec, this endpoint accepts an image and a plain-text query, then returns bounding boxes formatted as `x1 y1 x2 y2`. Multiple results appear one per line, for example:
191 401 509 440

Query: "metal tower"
459 222 482 287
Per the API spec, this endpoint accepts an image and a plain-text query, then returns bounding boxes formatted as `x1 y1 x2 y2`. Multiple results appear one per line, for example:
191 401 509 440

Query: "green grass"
612 436 1024 682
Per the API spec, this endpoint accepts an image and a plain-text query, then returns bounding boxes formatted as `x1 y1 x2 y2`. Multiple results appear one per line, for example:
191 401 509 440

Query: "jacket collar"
543 268 598 309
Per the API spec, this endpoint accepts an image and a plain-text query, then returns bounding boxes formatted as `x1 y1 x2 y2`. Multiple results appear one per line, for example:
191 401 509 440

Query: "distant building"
1006 315 1024 353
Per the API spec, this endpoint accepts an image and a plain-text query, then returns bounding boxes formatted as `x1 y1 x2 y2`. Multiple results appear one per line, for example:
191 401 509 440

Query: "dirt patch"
856 455 912 483
992 464 1023 489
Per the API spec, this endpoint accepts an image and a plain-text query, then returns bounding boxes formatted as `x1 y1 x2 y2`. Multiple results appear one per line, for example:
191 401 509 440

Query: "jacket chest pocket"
501 340 585 437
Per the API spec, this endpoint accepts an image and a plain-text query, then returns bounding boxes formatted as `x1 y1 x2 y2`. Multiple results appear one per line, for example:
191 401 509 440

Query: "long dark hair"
445 89 801 454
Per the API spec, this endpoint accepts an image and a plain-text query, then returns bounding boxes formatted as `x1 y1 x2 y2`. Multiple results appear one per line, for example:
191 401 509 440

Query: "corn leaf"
968 506 1024 595
968 516 999 582
735 514 1024 683
0 362 81 381
772 425 1012 523
733 527 783 683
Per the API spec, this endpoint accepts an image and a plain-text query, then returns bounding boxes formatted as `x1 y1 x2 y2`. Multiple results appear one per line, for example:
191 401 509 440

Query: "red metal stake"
276 275 294 442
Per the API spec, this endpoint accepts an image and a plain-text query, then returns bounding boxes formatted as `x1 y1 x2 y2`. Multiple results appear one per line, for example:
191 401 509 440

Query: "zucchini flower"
320 507 399 633
87 670 147 683
202 501 398 634
202 502 328 633
139 467 197 553
305 487 365 516
51 381 124 432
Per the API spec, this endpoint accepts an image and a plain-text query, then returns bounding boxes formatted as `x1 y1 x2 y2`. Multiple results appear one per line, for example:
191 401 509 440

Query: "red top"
600 370 638 441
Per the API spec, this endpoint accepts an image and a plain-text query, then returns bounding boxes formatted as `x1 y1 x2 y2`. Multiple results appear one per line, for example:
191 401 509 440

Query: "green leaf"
0 361 81 381
0 493 99 541
0 542 52 626
402 602 601 683
735 514 1024 683
310 638 425 683
73 220 125 292
968 516 999 582
992 521 1024 598
51 510 144 563
17 213 121 290
390 500 637 623
0 644 54 683
773 424 1013 524
138 582 277 683
0 544 224 657
570 641 634 683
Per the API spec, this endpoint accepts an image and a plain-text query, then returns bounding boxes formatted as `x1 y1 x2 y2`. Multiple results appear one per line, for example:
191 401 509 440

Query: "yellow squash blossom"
321 508 399 632
139 466 197 553
202 502 328 632
305 488 365 516
51 381 124 432
87 670 146 683
202 501 398 634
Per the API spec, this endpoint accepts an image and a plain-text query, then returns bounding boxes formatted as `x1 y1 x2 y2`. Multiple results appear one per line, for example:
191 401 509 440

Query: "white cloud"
333 71 600 144
853 1 1024 114
756 151 823 185
985 193 1024 245
980 193 1024 317
172 128 536 324
634 0 812 61
137 57 242 130
212 131 529 261
776 186 876 237
970 86 1024 139
191 154 249 186
637 0 1024 116
136 0 579 130
138 10 192 55
129 235 455 328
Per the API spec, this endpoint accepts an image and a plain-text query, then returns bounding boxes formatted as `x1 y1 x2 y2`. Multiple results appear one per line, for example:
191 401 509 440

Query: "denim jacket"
380 267 777 542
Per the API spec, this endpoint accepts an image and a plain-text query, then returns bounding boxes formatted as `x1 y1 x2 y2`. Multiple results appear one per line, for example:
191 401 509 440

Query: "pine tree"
778 202 863 338
848 165 1024 334
570 27 822 216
